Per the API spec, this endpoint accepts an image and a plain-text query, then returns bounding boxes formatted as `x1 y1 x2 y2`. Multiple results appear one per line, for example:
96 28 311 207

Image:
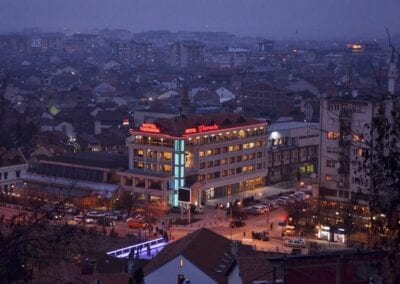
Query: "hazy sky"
0 0 399 39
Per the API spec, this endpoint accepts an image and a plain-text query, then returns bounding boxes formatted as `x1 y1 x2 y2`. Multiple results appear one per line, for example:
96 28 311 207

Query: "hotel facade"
119 113 268 206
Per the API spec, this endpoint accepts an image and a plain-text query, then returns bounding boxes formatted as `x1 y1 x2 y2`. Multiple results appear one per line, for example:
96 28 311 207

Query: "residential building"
267 121 319 184
170 41 205 68
119 113 268 206
111 40 152 65
0 148 28 193
319 95 374 204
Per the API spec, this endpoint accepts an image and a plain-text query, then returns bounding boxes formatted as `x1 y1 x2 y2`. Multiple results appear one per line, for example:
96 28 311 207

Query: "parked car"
252 231 269 241
285 238 307 248
252 205 268 213
193 207 204 214
127 218 146 229
87 211 100 218
85 218 95 224
245 206 263 215
277 197 290 206
283 225 296 237
230 220 246 228
73 215 84 223
105 213 120 221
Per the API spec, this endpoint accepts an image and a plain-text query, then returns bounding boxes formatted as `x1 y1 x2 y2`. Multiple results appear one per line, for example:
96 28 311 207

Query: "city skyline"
0 0 399 40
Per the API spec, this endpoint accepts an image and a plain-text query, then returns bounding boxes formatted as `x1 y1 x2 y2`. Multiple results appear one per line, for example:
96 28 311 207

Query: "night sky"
0 0 399 39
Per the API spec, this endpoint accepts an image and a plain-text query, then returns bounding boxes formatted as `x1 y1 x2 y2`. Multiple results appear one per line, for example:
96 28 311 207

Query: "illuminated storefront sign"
139 123 160 133
184 124 219 134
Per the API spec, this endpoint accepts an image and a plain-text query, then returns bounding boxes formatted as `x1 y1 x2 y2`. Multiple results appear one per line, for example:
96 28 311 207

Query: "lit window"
327 131 339 140
325 175 333 181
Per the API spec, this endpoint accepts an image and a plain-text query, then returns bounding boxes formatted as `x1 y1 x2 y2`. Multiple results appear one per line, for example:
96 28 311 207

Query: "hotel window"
135 178 145 187
207 161 213 168
206 150 212 156
134 161 144 169
199 151 205 157
243 154 248 161
213 172 220 179
214 148 221 155
222 146 228 153
163 165 172 172
236 167 242 174
257 152 263 158
163 152 172 160
207 173 213 180
134 149 144 157
229 157 235 163
221 158 227 165
200 162 206 169
327 131 340 140
249 142 255 148
325 175 333 181
214 160 220 166
229 169 235 176
222 170 228 177
228 146 234 152
236 156 242 162
199 174 206 181
257 163 262 169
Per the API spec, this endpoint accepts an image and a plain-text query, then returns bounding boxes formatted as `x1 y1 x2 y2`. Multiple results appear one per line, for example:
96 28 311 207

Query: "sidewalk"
206 185 295 207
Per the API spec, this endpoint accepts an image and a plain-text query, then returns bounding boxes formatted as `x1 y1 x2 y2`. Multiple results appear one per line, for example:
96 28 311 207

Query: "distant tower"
180 86 191 115
388 51 398 95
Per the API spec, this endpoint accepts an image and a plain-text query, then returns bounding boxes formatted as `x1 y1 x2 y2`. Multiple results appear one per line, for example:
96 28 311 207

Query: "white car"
277 197 290 205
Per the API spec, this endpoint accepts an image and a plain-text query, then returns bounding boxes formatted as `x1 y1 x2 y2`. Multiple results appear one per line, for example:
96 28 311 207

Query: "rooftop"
134 113 265 137
144 228 235 284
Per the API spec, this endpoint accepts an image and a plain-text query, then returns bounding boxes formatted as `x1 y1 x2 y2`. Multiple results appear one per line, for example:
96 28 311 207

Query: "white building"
0 148 28 193
319 95 374 204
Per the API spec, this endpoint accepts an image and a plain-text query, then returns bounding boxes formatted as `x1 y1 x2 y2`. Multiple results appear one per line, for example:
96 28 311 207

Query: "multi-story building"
119 113 268 206
319 95 374 204
30 33 64 51
111 40 152 65
267 122 319 184
0 148 28 193
242 83 287 117
170 41 205 68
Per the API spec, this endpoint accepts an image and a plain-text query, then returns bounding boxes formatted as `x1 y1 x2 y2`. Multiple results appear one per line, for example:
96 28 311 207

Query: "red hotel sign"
139 123 160 133
185 124 219 134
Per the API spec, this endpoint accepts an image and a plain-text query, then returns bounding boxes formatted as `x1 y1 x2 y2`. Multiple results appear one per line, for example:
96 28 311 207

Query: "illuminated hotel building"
119 113 268 206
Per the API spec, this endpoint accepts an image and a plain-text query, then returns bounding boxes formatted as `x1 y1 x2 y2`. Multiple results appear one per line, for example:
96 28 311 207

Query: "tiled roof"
144 228 235 284
0 148 27 167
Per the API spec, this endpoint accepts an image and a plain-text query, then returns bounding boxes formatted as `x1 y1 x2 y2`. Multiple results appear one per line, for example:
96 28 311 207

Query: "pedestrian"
270 222 273 230
243 231 246 237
